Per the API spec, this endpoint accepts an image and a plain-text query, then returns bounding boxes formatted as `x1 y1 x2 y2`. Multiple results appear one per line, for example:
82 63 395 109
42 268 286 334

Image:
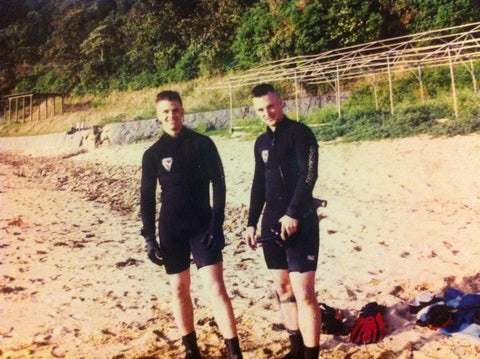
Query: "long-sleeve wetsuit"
247 116 318 227
247 117 319 271
141 127 226 240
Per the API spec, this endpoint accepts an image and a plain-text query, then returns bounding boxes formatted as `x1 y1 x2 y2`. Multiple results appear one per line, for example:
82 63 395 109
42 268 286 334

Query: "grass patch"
99 113 126 125
133 108 156 121
230 117 264 139
304 90 480 142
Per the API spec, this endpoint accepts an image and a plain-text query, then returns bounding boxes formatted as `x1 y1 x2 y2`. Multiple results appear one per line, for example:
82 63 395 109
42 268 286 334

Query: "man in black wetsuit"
244 84 321 359
140 91 242 359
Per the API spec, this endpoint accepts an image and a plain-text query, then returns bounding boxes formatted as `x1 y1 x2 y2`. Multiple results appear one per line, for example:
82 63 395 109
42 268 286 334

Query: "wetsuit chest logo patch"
162 157 173 172
261 150 269 163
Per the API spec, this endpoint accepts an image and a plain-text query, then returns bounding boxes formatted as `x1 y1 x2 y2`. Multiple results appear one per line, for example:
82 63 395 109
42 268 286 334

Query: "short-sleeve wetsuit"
247 117 319 272
141 127 225 274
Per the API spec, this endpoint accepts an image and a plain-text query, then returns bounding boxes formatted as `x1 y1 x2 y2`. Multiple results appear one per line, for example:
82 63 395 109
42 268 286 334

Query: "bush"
304 100 458 142
14 66 74 94
172 47 200 82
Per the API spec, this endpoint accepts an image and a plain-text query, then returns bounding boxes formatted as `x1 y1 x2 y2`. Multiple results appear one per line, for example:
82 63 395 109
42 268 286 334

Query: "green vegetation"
3 0 480 97
305 89 480 142
100 113 125 125
229 78 480 142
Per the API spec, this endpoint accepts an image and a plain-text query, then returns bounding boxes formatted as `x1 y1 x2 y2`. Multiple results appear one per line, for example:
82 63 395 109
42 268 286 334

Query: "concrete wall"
0 129 96 156
0 93 348 155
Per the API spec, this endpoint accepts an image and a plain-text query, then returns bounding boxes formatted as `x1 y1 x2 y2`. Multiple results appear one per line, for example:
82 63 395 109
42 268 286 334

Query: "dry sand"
1 133 480 358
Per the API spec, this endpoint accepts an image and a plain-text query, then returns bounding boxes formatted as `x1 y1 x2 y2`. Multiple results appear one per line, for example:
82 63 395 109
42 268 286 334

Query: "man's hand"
145 238 164 266
279 215 298 241
201 225 225 250
244 226 257 250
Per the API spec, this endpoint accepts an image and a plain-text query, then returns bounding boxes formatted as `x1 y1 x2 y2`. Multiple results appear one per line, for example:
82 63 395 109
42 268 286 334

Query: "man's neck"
164 127 182 138
268 115 285 132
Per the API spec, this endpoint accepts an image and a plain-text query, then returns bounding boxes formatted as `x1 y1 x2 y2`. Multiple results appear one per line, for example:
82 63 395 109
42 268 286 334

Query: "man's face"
156 99 184 136
252 92 284 129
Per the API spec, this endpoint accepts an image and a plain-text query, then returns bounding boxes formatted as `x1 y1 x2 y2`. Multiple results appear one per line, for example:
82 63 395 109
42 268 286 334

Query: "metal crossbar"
209 22 480 119
209 22 480 89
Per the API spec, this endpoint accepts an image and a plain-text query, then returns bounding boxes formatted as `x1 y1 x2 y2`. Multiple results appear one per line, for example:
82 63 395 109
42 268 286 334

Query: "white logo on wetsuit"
162 157 173 172
261 150 269 163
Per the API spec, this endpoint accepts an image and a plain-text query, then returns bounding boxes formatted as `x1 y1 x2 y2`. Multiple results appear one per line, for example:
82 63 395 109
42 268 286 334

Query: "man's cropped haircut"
251 83 276 98
156 90 182 106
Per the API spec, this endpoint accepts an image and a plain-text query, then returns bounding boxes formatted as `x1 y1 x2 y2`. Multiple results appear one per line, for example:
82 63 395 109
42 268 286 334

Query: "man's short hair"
156 90 182 106
251 83 277 98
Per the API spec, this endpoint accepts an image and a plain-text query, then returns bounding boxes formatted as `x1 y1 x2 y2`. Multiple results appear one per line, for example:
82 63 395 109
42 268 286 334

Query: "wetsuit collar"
267 116 291 137
162 126 188 141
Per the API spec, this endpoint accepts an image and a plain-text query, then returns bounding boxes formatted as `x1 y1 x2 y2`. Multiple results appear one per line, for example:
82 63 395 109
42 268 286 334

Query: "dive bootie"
225 337 243 359
304 346 320 359
182 331 202 359
283 329 304 359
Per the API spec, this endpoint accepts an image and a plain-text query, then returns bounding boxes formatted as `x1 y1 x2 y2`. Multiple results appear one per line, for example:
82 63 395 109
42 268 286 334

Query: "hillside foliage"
2 0 480 97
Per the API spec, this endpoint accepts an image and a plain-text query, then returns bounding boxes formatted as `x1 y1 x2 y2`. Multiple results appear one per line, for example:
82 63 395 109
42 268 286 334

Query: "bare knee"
274 280 294 301
292 288 317 307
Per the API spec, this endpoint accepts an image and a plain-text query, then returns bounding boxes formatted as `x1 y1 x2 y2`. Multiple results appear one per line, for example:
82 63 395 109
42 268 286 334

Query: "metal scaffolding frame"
209 22 480 121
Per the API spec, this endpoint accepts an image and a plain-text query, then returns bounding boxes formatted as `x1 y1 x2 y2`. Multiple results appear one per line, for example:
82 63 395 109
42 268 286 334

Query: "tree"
403 0 480 32
232 1 295 69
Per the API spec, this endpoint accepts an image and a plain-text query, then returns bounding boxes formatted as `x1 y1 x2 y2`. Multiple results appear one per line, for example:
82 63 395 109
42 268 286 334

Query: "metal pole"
372 74 379 110
448 48 459 118
336 65 341 118
15 98 18 122
417 66 425 104
294 71 300 121
229 83 233 134
29 95 33 122
470 59 477 93
22 96 25 122
387 56 394 115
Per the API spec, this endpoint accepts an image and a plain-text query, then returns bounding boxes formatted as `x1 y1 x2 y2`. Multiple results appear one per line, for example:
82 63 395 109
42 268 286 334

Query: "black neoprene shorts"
260 208 319 273
158 208 222 275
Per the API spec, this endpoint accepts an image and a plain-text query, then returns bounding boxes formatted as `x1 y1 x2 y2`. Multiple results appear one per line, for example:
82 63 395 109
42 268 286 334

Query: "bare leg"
168 268 194 335
289 271 321 348
199 262 237 339
270 269 299 331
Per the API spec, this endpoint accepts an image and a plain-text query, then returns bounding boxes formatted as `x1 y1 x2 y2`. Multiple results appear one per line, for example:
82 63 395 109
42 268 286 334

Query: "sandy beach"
1 133 480 358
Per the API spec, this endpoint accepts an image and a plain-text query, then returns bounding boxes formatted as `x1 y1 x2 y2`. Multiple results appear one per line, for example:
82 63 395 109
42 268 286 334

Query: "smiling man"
140 91 242 359
244 84 322 359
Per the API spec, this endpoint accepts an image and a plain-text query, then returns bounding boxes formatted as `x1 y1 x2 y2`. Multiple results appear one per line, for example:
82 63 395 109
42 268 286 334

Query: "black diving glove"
146 238 164 266
141 229 164 266
201 224 225 250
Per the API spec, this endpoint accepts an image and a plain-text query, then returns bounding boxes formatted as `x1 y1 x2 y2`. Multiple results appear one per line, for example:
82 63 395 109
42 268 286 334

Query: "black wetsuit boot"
283 329 304 359
182 331 202 359
304 346 320 359
225 337 243 359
